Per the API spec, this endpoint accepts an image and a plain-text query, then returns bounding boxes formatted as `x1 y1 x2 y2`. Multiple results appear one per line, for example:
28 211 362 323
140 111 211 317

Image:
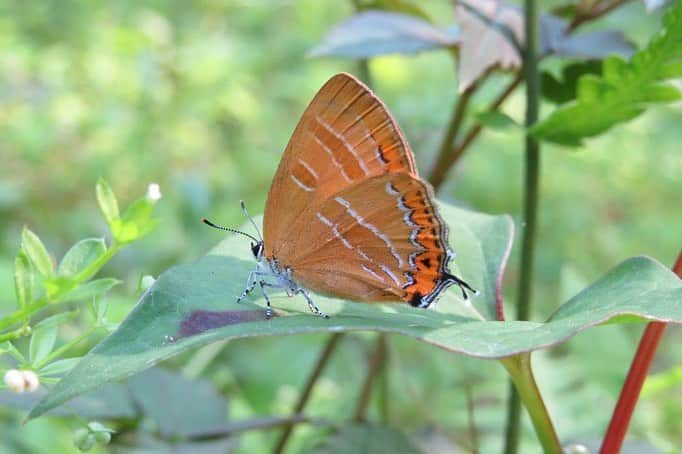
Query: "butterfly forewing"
264 73 418 258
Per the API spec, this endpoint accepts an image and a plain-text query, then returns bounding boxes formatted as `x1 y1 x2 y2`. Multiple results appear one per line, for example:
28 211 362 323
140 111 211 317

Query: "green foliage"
532 0 682 146
314 424 421 453
26 203 682 420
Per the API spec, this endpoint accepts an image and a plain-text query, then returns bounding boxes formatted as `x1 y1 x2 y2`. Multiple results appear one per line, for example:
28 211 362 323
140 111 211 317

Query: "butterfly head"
250 241 264 260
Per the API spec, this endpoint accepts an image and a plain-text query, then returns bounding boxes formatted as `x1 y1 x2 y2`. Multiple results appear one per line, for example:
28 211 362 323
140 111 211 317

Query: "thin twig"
353 334 388 422
600 251 682 453
465 384 480 454
273 333 344 454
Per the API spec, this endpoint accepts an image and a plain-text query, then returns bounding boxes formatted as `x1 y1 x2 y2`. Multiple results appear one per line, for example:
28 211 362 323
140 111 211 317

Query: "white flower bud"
4 369 25 392
22 370 40 392
146 183 162 202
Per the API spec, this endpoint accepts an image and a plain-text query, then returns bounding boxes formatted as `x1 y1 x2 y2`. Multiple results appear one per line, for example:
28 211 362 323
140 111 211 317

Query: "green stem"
502 354 561 453
0 325 32 343
504 0 541 452
0 243 121 333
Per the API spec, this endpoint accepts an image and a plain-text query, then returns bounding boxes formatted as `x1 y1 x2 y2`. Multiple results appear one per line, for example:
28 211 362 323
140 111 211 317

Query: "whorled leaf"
308 10 458 59
27 203 682 420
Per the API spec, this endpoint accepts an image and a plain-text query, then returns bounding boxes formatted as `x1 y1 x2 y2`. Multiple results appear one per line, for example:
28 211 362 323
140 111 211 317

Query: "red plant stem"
600 251 682 454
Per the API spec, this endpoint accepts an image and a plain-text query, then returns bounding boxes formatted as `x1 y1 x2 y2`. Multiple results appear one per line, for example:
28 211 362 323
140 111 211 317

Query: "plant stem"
600 251 682 453
34 325 99 370
273 333 344 454
465 383 480 454
427 82 478 188
0 325 32 343
353 333 388 422
502 354 561 453
504 0 542 452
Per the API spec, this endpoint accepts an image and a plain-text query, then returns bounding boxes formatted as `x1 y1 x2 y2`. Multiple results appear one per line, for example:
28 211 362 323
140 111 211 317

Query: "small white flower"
22 370 40 392
4 369 25 392
146 183 162 202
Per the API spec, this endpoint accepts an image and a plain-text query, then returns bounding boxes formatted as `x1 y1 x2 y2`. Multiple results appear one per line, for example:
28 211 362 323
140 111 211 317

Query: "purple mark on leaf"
179 310 271 338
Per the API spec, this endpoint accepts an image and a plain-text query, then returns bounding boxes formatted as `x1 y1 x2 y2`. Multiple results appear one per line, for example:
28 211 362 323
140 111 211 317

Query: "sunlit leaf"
57 238 107 280
14 251 34 309
95 178 119 226
309 10 458 59
21 227 54 277
57 278 120 304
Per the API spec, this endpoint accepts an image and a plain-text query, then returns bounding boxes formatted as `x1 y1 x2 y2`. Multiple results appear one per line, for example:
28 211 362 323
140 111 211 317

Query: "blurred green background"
1 0 680 452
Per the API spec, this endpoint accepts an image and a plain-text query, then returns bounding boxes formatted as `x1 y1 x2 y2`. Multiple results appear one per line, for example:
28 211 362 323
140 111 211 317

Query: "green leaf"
14 251 34 309
128 368 229 437
541 61 603 104
39 358 82 377
26 203 682 420
29 314 72 365
532 0 682 146
58 238 107 279
308 10 458 59
95 178 119 226
0 341 26 363
474 110 521 131
57 278 120 304
314 423 420 454
21 227 54 277
112 198 158 244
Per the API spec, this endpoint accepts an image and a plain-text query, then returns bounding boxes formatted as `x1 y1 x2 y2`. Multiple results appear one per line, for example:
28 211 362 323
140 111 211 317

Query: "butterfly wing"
282 173 466 308
264 73 418 259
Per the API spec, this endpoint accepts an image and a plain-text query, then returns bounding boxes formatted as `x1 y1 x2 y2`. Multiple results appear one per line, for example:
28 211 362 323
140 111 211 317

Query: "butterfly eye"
250 242 263 258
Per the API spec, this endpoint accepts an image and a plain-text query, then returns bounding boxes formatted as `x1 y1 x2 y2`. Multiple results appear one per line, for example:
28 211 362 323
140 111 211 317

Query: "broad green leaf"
21 228 54 277
128 368 229 437
57 278 120 304
531 0 682 146
29 313 76 365
308 11 458 59
57 238 107 279
112 198 158 244
14 250 34 309
27 203 682 420
314 423 420 454
39 358 81 377
95 178 119 226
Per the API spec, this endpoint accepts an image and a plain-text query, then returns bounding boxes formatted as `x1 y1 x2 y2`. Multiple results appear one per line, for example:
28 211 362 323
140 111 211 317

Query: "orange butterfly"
206 73 475 317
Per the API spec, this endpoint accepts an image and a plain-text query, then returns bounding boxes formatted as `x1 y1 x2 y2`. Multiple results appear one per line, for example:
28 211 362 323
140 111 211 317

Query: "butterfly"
205 73 475 318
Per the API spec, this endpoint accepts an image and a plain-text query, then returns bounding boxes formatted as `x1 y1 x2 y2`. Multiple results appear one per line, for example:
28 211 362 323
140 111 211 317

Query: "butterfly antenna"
240 200 263 242
201 218 259 243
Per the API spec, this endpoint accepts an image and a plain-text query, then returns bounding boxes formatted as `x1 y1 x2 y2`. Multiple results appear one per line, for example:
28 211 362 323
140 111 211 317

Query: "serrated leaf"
39 358 82 376
314 424 420 454
96 178 119 226
58 238 107 279
541 61 603 104
57 278 120 304
14 251 34 309
26 201 682 420
532 0 682 146
308 10 458 59
21 228 54 277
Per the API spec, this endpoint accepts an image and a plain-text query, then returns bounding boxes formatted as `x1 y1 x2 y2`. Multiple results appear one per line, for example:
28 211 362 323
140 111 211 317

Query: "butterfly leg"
258 280 273 318
296 289 329 319
237 271 261 303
